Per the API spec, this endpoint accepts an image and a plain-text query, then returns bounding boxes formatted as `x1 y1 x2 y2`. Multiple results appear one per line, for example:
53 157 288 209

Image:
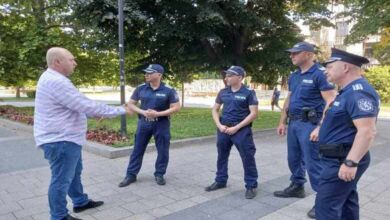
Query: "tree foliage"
0 0 129 95
72 0 337 86
372 28 390 65
342 0 390 43
365 65 390 103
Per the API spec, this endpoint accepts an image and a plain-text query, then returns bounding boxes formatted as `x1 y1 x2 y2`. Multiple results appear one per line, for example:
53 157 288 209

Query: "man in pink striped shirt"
34 47 131 220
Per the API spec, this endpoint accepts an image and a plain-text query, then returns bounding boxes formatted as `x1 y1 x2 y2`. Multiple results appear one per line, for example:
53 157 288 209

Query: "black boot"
118 175 137 187
61 215 82 220
205 182 227 192
273 182 305 198
307 206 315 219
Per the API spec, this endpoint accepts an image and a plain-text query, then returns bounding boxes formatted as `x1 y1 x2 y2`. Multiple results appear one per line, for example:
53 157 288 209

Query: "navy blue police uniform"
287 62 334 192
125 75 179 179
215 79 259 189
315 49 380 220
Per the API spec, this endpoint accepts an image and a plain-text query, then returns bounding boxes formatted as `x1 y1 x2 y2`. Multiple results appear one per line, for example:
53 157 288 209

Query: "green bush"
365 65 390 103
26 90 36 98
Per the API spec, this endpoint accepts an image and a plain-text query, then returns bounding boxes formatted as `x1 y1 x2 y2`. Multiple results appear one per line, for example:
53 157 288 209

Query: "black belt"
221 121 252 128
288 114 303 121
288 113 322 121
138 115 169 122
319 143 352 159
222 121 239 127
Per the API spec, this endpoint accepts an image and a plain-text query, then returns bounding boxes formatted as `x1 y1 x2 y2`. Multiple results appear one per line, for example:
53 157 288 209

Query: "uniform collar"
146 82 164 91
228 84 245 93
297 62 319 75
339 77 364 94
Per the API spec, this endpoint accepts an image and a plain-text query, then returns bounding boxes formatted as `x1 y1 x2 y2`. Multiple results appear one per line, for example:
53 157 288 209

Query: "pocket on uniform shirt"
299 84 316 98
155 97 168 108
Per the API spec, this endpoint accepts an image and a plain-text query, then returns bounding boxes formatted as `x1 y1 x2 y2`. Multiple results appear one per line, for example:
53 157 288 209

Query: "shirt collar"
228 84 245 93
146 82 165 91
298 62 319 75
46 68 71 81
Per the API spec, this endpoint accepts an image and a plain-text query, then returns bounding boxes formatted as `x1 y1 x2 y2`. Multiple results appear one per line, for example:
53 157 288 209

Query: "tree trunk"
16 87 21 98
181 81 185 108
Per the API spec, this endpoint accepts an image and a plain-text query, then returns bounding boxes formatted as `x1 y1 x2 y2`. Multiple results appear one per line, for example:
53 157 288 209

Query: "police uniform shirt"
131 82 179 112
216 85 258 124
319 78 380 145
288 63 335 115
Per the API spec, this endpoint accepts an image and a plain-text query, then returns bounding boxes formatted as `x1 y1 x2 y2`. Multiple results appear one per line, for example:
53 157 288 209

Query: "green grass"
381 103 390 109
0 97 35 102
0 106 280 147
89 108 281 147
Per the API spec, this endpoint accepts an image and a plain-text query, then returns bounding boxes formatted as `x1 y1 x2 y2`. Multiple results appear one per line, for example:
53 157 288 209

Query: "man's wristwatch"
343 159 359 167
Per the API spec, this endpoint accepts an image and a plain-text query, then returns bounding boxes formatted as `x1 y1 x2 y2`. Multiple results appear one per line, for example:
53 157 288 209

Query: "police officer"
315 48 379 220
119 64 180 187
274 42 336 218
205 66 259 199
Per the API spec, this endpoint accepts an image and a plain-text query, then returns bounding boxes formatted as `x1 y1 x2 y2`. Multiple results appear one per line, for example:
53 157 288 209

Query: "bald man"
34 47 131 220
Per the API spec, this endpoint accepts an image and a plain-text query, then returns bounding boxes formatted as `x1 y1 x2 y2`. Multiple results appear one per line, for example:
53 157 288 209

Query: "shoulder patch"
352 84 364 91
357 98 374 112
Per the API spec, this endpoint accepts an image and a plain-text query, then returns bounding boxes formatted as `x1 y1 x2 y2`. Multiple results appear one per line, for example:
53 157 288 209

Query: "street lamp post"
118 0 127 137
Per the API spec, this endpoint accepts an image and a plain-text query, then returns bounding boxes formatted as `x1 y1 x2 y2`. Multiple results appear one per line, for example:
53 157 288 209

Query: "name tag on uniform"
333 101 340 106
234 95 246 100
156 93 166 97
302 79 313 84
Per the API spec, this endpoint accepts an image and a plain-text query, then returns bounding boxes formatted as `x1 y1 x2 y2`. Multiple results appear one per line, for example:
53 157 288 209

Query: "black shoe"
245 188 257 199
205 182 227 192
273 182 305 198
118 175 137 187
61 215 82 220
155 175 166 185
73 200 104 213
307 206 315 219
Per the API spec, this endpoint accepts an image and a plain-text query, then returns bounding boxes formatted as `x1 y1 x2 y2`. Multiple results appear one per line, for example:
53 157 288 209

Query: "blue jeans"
41 141 89 220
287 120 321 191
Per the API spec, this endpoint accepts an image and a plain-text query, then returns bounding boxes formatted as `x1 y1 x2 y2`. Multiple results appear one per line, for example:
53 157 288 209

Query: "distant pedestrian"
271 87 282 111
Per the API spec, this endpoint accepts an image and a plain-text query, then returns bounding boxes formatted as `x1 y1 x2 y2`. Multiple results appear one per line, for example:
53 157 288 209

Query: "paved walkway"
1 120 390 220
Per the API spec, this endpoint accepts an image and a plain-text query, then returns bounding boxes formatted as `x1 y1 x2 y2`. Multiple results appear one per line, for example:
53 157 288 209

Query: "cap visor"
143 68 157 73
286 48 303 53
322 57 341 66
224 70 240 75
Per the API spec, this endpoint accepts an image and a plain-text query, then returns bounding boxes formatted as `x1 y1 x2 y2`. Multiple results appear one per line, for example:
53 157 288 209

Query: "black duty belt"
139 115 169 122
221 121 252 128
319 143 352 159
288 114 303 121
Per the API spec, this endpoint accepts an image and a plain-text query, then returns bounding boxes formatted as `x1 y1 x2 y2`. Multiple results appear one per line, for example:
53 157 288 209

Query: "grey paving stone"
158 208 214 220
91 206 133 220
0 119 390 220
0 213 16 220
0 138 46 174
